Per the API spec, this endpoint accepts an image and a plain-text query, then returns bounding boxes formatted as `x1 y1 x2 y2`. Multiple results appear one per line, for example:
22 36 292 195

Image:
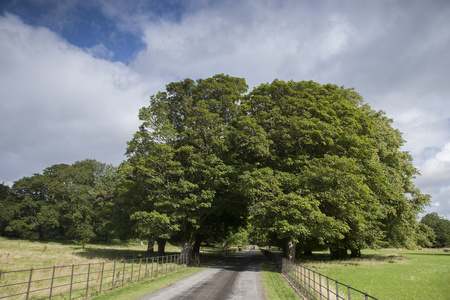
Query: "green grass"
260 262 300 299
0 236 181 271
299 249 450 300
90 265 207 300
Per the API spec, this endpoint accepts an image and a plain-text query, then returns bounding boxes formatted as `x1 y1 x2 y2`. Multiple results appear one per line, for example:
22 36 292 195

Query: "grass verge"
260 262 300 300
90 265 207 300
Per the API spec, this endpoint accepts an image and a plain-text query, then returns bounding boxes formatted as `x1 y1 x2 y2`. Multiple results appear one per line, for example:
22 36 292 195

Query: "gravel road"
138 249 268 300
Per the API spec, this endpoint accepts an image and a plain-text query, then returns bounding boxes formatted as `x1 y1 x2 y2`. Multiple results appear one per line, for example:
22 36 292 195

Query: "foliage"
1 75 430 261
124 74 249 256
420 213 450 247
0 183 15 235
3 160 121 243
238 80 429 257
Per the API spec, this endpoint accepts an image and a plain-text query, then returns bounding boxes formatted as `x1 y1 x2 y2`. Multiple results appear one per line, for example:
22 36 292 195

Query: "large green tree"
124 76 429 259
238 80 429 258
124 74 249 258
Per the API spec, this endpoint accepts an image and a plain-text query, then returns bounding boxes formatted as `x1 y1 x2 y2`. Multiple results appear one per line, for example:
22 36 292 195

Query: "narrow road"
138 249 268 300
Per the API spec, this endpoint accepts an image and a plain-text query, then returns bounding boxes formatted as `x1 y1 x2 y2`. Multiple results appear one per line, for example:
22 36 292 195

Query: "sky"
0 0 449 220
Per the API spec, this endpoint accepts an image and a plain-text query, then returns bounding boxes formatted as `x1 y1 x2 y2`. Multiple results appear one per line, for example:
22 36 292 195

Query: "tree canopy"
1 160 120 243
123 75 430 258
1 75 431 259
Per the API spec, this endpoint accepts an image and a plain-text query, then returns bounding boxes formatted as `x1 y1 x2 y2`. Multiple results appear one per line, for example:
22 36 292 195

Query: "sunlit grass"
260 262 300 299
298 249 450 300
0 236 181 271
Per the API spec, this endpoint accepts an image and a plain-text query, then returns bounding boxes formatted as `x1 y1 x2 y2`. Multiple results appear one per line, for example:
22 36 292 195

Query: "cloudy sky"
0 0 449 219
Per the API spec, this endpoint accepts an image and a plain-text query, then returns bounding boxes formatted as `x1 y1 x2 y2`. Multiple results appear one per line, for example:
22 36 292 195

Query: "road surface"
138 249 267 300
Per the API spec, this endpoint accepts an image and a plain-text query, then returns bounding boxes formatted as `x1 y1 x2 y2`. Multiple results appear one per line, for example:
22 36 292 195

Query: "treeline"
0 160 125 243
0 75 437 258
420 212 450 248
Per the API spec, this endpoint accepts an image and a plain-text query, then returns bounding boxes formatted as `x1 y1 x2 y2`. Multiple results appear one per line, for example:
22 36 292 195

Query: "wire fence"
260 249 377 300
0 253 198 300
282 258 378 300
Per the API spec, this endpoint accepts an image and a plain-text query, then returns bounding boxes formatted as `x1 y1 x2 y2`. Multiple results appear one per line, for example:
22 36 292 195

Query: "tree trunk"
147 237 155 253
350 248 361 257
284 239 296 260
157 238 167 256
193 238 202 254
330 247 348 259
180 229 196 264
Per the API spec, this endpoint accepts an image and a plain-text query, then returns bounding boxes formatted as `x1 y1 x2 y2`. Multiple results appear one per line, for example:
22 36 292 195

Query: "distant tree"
0 183 16 235
416 223 435 248
420 213 450 247
6 172 61 240
130 211 176 256
5 159 120 244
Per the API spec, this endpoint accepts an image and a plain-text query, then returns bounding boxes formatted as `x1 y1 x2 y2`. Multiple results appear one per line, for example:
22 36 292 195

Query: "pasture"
299 249 450 300
1 238 449 300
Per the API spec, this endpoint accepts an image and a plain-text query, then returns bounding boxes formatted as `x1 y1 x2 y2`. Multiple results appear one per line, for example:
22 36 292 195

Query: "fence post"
131 259 134 283
348 285 351 300
138 259 142 282
313 269 316 299
99 262 105 294
308 268 311 297
365 292 369 300
156 257 159 277
151 257 154 278
86 263 91 297
326 276 330 299
69 264 74 300
49 266 56 300
122 260 126 287
26 268 33 300
319 273 322 300
336 279 339 299
165 256 168 274
112 260 116 289
145 258 148 279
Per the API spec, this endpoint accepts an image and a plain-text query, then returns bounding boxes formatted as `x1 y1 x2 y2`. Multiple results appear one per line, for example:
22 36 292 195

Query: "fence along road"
0 253 192 299
138 249 267 300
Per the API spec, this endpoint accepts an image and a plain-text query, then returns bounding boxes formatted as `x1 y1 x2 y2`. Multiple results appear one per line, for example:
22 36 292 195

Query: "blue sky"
1 0 449 220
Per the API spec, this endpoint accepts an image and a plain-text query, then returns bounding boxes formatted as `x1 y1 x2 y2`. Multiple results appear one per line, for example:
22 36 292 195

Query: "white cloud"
0 13 149 182
1 1 450 220
418 143 450 188
130 1 355 87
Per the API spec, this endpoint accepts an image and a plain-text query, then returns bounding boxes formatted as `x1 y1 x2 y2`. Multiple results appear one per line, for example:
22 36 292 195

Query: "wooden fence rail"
0 253 197 300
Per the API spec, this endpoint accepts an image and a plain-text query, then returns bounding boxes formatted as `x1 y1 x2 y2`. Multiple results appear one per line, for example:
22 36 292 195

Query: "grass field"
2 237 448 300
298 249 450 300
0 237 297 299
0 237 181 272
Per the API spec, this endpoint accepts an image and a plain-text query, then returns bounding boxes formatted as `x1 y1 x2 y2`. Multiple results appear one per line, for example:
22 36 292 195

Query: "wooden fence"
0 253 197 300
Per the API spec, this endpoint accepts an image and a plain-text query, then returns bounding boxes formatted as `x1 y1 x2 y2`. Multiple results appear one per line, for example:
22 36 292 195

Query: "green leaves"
124 74 249 255
124 75 430 257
